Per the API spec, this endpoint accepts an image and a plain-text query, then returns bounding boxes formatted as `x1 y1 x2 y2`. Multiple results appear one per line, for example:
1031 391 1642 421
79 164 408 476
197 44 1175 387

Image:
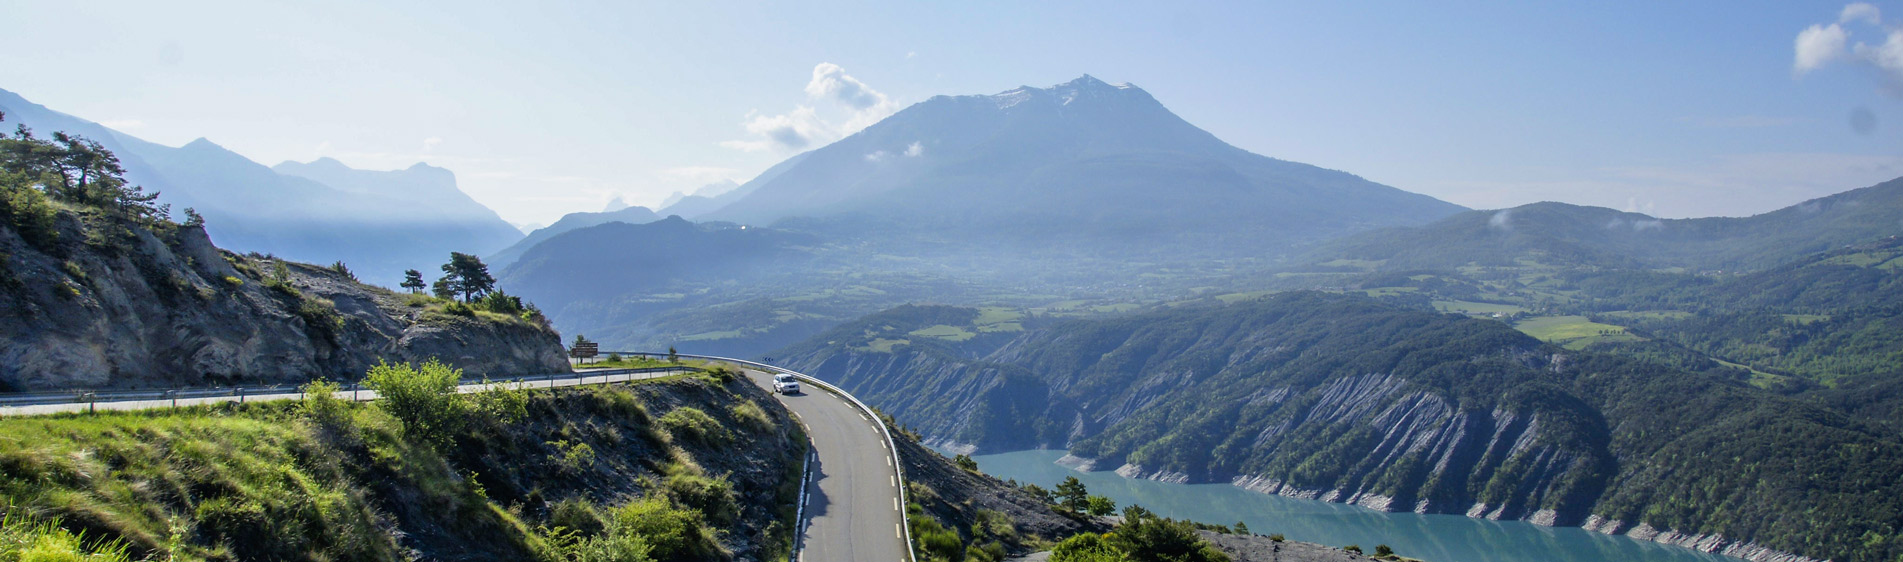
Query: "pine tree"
400 269 426 293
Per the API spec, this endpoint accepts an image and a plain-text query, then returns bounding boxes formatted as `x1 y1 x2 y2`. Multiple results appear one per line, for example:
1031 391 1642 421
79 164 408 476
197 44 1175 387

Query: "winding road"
741 367 911 562
0 357 917 561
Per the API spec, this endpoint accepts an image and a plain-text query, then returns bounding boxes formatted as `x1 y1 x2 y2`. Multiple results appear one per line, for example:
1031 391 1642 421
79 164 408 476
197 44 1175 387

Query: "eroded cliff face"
778 295 1897 562
0 213 569 391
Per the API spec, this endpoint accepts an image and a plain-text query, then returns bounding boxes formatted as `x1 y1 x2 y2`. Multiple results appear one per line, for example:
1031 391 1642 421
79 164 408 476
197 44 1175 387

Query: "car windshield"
775 375 793 382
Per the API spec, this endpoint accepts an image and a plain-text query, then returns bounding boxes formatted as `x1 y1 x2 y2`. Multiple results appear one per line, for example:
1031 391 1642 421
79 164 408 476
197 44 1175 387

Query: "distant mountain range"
498 76 1470 352
0 87 522 287
1310 178 1903 272
488 205 662 268
696 75 1464 257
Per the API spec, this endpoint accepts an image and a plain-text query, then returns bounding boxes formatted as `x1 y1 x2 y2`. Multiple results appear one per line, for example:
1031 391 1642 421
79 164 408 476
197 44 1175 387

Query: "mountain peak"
989 75 1147 109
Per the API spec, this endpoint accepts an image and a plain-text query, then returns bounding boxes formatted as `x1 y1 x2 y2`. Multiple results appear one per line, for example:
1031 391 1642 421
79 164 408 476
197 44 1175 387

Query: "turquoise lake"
958 449 1744 562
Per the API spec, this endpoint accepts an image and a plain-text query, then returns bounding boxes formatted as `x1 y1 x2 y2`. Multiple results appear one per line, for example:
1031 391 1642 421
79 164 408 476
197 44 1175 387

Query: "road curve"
743 368 910 562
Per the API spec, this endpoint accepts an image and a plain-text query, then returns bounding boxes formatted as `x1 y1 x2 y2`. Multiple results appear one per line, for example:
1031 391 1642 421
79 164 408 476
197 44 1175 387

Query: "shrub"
657 408 728 445
443 301 475 317
1049 533 1120 562
608 497 717 560
363 359 467 448
470 378 529 424
912 515 963 562
1345 545 1362 554
662 470 738 524
222 275 244 287
1268 534 1285 542
548 498 607 536
954 454 979 472
547 439 597 473
328 261 356 281
728 402 771 431
300 380 351 427
1085 495 1117 517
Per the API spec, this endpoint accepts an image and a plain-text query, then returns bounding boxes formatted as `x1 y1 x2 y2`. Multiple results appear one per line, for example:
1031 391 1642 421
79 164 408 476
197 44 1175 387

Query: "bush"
1376 544 1395 557
300 380 351 428
548 498 607 536
608 497 717 560
1085 495 1117 516
729 402 771 431
662 469 738 524
470 378 529 424
363 359 467 448
657 407 729 445
1049 533 1121 562
443 301 476 317
954 454 979 472
547 439 597 473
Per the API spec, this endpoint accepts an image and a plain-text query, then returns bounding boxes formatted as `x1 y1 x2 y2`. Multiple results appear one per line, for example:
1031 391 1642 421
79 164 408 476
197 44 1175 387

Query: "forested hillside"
779 293 1903 562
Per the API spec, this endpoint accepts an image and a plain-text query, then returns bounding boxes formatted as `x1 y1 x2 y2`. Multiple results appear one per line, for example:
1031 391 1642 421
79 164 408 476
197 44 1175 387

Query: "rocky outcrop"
0 213 569 391
776 293 1892 562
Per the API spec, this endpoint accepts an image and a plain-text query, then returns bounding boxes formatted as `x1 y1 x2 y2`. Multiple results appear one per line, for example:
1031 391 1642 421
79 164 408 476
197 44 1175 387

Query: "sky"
3 1 1902 226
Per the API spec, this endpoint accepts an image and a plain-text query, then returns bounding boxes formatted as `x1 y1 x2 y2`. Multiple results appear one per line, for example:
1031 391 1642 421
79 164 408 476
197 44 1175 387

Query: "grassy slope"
0 372 801 562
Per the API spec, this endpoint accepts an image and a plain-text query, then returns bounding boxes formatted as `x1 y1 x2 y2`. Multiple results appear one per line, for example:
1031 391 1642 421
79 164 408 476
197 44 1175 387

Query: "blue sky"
3 1 1900 225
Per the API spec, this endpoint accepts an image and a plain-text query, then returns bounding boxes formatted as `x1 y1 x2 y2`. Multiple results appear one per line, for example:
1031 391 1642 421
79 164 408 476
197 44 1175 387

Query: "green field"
908 324 977 342
1433 300 1525 315
1515 315 1644 350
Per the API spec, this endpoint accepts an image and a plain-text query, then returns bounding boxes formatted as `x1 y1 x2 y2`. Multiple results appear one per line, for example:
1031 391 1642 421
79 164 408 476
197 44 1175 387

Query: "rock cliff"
777 293 1903 562
0 209 569 391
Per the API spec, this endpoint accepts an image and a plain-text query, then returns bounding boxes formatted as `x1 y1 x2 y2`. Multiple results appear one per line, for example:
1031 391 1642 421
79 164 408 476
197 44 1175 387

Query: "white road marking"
894 497 900 511
891 475 896 487
897 523 902 539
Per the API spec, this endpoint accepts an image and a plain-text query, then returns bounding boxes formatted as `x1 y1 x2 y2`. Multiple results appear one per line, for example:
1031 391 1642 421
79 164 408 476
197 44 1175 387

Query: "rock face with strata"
777 294 1900 562
0 212 568 391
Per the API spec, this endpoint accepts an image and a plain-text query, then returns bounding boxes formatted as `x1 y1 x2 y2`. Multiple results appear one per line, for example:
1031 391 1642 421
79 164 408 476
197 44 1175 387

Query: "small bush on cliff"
364 359 467 448
662 464 738 525
657 407 728 445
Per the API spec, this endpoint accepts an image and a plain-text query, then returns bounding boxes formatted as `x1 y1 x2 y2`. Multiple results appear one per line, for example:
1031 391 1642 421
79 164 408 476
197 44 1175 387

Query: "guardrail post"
168 390 177 409
237 387 245 404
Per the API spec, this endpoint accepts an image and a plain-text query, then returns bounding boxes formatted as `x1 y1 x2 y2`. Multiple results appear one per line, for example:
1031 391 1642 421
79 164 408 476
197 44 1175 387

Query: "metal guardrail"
623 352 917 562
0 366 700 413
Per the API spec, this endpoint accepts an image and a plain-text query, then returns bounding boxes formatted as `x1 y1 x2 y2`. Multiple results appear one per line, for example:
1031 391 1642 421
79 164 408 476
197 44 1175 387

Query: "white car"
772 374 802 395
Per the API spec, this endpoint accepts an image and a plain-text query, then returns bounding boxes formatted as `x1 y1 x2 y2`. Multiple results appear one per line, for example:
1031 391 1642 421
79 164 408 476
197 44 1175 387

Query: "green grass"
1781 314 1831 325
1600 310 1694 321
1514 315 1644 350
1432 300 1526 315
908 325 977 342
859 338 910 353
1813 251 1898 268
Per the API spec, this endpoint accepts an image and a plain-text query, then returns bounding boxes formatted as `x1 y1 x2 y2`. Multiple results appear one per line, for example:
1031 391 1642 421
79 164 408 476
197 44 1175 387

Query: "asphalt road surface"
746 369 909 562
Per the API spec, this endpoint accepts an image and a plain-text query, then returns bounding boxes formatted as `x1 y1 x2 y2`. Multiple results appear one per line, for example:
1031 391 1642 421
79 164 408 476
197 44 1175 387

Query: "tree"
1085 495 1116 517
363 359 468 449
400 269 426 293
1056 476 1089 513
1049 533 1122 562
1233 521 1248 535
0 113 166 224
667 346 679 364
436 252 496 302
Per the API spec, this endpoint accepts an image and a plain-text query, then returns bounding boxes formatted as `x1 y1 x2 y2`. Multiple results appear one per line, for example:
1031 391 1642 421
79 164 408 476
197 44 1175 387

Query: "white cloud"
724 63 901 153
1487 210 1513 231
1795 4 1903 90
1842 3 1882 24
423 136 443 152
1795 23 1849 75
864 150 889 162
904 141 924 157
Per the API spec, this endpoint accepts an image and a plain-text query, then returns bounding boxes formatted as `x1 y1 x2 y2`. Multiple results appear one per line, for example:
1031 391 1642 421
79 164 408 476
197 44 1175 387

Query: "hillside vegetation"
0 115 568 391
0 365 804 561
780 293 1903 562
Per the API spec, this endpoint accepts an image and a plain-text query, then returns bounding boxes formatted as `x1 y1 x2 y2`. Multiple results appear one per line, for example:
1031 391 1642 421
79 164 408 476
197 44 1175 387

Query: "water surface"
960 449 1743 562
